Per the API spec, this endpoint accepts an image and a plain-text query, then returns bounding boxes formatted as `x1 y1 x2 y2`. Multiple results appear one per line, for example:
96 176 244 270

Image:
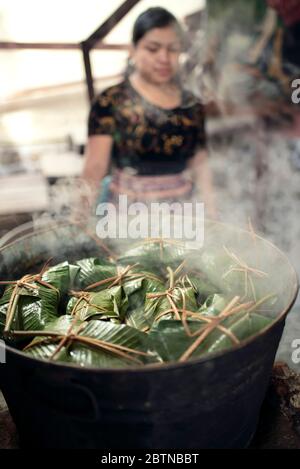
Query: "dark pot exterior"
0 222 298 448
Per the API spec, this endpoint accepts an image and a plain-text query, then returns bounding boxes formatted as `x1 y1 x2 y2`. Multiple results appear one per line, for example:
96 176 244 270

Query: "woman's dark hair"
132 7 183 45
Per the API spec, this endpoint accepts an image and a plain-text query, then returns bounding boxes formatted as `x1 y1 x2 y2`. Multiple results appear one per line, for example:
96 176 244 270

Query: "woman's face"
131 26 182 85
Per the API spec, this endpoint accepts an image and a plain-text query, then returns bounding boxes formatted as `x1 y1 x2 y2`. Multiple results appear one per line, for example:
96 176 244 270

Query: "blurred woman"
83 7 215 215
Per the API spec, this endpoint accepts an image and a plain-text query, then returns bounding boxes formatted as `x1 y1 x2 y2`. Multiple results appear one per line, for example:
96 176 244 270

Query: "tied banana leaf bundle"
23 316 158 368
117 239 189 275
185 244 279 309
72 257 117 291
0 262 68 338
67 286 128 323
144 285 198 327
0 238 276 368
148 311 272 362
124 273 165 331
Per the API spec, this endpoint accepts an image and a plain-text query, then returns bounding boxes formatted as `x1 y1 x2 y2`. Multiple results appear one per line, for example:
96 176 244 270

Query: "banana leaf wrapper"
0 283 59 338
24 316 159 368
42 261 79 295
117 242 190 276
0 248 277 368
186 247 278 307
72 257 117 290
124 274 165 331
199 294 230 317
148 311 273 362
66 286 128 322
144 286 198 328
175 273 221 307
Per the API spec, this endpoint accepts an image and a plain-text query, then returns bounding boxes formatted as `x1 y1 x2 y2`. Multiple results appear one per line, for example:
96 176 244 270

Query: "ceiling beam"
84 0 142 50
0 41 129 51
81 0 141 102
81 42 94 103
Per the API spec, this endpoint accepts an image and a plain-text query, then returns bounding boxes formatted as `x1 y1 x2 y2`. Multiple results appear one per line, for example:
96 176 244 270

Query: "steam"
180 1 300 289
186 0 300 368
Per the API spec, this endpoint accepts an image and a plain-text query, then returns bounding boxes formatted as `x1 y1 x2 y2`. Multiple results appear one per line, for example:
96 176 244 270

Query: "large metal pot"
0 221 298 449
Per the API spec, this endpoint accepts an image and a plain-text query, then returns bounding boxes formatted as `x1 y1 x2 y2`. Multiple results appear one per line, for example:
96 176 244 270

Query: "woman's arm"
80 135 113 211
248 8 277 64
188 149 217 219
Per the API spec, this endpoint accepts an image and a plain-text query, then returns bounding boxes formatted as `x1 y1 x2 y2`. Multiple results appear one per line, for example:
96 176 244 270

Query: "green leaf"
148 320 201 362
181 274 221 303
1 246 276 369
186 247 273 303
25 318 159 368
122 275 144 296
42 261 77 295
199 294 229 317
144 286 198 328
204 313 272 354
148 312 273 362
117 241 190 275
25 315 83 348
73 257 117 290
0 282 59 337
66 286 128 322
125 274 165 331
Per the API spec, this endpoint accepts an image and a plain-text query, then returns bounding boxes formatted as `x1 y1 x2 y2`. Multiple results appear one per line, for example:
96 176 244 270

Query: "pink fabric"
268 0 300 26
109 169 194 202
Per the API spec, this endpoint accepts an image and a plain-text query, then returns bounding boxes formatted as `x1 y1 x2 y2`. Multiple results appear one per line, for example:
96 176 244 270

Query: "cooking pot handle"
56 380 101 423
25 376 101 423
66 381 101 423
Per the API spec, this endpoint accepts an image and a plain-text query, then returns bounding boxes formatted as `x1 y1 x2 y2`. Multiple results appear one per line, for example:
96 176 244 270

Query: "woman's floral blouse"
88 79 207 176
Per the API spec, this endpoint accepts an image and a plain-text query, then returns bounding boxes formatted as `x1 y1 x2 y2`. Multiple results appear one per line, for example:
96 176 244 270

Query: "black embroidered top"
88 79 207 176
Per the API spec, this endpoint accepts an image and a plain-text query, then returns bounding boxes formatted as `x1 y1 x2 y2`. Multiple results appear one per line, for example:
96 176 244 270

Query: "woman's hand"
188 149 218 220
82 135 112 191
71 135 112 222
